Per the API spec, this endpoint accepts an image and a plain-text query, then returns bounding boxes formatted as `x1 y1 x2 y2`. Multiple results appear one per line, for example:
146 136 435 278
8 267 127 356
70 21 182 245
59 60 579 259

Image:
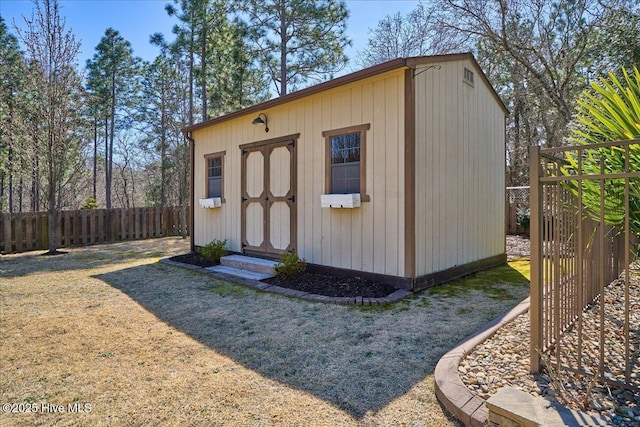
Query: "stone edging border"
434 297 531 427
159 257 413 305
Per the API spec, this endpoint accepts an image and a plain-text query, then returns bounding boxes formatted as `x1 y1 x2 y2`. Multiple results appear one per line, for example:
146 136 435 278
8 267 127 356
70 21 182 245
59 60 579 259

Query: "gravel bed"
459 259 640 426
506 234 530 261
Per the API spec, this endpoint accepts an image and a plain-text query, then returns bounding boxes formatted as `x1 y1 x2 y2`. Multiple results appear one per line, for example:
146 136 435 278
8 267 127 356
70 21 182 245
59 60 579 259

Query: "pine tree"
0 17 26 213
166 0 268 121
235 0 351 96
86 28 140 210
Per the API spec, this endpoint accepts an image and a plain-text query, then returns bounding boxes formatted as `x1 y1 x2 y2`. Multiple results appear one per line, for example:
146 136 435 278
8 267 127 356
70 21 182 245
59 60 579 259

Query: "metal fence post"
529 145 543 373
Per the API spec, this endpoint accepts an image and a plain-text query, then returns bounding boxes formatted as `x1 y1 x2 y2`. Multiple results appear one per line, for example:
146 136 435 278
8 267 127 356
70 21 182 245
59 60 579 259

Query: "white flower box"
199 197 222 208
320 194 361 208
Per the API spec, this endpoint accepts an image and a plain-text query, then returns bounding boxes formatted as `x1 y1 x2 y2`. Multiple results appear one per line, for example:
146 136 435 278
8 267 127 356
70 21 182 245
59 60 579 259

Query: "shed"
183 52 507 291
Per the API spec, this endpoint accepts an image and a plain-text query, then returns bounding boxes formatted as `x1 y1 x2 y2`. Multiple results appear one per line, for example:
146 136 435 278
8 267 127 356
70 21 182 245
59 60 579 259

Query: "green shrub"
80 197 99 210
198 239 228 263
274 251 306 278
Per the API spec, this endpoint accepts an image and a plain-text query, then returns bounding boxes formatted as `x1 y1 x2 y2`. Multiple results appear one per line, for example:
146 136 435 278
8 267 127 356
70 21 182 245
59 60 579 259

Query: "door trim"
240 134 299 256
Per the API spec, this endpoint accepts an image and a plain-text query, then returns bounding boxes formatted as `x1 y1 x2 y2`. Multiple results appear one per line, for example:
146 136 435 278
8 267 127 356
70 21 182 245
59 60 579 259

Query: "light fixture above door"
252 113 269 132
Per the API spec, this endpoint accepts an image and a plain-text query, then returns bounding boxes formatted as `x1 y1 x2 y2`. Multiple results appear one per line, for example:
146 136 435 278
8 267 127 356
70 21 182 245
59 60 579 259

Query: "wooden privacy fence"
1 207 189 254
529 140 639 393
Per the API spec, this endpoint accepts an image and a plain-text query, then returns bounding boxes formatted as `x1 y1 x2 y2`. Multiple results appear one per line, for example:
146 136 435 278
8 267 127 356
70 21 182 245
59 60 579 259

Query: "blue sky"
0 0 419 70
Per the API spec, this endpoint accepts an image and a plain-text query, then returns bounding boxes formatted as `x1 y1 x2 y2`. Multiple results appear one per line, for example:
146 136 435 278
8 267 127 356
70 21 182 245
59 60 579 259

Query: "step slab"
220 254 278 275
205 265 274 281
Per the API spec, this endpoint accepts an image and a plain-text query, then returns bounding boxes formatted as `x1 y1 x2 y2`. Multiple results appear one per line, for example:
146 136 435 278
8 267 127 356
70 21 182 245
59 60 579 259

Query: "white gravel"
459 237 639 427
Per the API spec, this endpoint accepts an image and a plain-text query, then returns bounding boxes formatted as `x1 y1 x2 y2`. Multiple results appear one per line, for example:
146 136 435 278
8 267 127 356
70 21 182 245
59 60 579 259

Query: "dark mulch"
263 272 397 298
168 252 397 298
169 252 217 268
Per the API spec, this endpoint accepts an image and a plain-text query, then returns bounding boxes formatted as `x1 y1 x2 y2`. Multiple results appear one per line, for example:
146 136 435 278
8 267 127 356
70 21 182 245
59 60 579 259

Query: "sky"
0 0 420 71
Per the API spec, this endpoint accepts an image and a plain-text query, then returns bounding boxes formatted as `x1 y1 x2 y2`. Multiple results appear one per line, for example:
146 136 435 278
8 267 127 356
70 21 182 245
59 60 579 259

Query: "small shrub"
80 197 99 210
274 251 306 278
198 239 228 264
516 207 530 231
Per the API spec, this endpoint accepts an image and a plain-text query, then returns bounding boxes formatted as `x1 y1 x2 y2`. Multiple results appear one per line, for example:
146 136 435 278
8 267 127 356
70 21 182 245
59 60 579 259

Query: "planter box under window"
321 194 361 208
199 197 222 209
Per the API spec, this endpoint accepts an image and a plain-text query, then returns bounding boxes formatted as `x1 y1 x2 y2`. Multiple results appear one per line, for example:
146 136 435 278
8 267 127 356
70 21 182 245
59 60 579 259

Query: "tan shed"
184 52 507 291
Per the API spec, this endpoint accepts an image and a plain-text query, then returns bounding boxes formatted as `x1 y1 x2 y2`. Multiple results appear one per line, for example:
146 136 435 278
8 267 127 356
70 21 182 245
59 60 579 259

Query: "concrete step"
220 254 278 275
205 265 274 281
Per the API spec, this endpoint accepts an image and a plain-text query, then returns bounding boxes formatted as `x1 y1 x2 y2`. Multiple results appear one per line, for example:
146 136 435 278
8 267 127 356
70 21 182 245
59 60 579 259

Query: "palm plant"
562 67 640 235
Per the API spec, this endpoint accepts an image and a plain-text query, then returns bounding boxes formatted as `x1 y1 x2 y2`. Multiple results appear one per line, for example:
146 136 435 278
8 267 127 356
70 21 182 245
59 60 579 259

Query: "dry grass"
0 238 530 426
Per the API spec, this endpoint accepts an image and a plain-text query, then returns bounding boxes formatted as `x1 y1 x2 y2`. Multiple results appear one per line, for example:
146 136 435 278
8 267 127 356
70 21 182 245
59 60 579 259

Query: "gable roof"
182 52 508 134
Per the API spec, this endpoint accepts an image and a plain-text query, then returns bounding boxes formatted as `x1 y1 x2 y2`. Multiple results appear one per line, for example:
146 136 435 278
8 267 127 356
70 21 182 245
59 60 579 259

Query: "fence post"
529 145 543 373
142 207 148 239
3 213 11 253
40 212 48 250
154 207 161 237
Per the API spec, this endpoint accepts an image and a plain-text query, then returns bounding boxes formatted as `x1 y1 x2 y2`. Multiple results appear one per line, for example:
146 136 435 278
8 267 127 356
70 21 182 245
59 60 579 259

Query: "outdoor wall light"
252 113 269 132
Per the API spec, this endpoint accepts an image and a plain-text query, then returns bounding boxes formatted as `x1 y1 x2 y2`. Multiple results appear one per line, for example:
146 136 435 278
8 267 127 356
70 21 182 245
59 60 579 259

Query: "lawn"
0 238 530 426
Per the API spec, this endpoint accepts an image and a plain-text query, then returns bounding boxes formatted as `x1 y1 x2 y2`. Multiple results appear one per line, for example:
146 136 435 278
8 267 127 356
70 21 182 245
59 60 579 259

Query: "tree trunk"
279 0 287 96
47 207 57 253
17 176 23 213
201 24 207 121
31 147 39 212
47 83 57 254
104 117 110 208
160 85 167 209
180 141 190 240
7 137 13 213
181 203 187 239
93 116 97 199
189 12 195 125
511 97 521 187
107 71 115 209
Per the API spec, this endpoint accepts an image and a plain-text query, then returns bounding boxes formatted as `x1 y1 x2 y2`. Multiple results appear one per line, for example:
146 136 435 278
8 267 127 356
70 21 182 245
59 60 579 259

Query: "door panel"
241 136 297 256
269 146 290 198
245 202 264 248
269 201 290 251
245 151 264 198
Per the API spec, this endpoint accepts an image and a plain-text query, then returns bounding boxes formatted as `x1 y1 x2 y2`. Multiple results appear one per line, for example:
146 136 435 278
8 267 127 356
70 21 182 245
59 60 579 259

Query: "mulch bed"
168 252 397 298
262 272 397 298
170 252 217 268
169 236 529 299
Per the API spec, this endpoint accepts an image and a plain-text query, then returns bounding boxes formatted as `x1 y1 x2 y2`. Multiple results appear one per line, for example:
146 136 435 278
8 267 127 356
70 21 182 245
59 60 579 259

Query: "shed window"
205 152 225 200
331 133 360 193
464 67 474 85
323 124 370 201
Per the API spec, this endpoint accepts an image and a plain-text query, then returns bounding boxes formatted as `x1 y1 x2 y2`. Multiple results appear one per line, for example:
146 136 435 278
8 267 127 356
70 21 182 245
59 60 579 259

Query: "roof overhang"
182 52 508 135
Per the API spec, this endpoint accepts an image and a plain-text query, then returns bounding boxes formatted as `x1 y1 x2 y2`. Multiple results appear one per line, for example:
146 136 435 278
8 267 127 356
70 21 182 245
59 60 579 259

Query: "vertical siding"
414 59 506 277
193 69 406 277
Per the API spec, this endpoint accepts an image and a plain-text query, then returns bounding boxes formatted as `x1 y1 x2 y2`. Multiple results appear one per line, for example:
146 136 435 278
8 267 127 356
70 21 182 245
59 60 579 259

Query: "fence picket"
0 207 188 253
15 215 23 252
24 213 33 251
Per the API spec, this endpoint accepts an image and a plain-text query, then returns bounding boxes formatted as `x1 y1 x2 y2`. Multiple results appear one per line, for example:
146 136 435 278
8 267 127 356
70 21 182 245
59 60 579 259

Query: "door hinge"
288 195 295 203
288 140 295 148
